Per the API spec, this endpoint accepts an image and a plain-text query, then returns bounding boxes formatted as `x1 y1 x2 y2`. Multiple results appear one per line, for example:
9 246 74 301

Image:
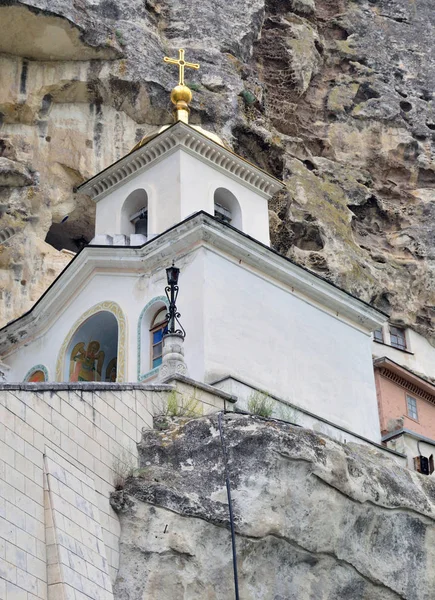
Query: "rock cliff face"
0 0 434 339
111 414 435 599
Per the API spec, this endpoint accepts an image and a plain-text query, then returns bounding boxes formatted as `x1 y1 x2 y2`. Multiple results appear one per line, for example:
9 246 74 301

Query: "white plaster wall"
178 151 271 245
95 151 181 238
3 245 380 442
372 326 435 380
3 250 205 385
94 149 270 244
203 250 382 442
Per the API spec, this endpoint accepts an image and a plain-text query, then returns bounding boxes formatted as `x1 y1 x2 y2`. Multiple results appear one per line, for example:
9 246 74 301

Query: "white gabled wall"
179 151 271 245
203 249 382 443
95 151 182 239
1 219 382 444
3 250 206 386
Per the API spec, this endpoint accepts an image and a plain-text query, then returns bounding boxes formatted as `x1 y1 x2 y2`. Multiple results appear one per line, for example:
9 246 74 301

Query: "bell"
135 215 148 236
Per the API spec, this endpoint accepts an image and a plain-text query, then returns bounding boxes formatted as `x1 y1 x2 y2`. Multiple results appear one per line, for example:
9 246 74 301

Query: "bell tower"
78 50 283 247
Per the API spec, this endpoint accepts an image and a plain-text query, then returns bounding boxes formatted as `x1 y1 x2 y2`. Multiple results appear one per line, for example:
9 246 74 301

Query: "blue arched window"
150 308 168 369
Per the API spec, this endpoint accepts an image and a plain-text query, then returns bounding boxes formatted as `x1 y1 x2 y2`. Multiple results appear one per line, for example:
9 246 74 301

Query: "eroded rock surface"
0 0 434 340
111 414 435 599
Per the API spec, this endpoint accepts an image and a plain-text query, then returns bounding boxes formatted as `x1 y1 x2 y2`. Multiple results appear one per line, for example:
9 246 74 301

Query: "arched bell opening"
64 311 119 382
213 187 243 231
120 189 149 238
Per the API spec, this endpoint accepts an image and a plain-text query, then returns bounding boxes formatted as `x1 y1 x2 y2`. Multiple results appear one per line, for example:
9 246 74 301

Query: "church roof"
129 123 228 152
77 121 284 202
0 211 386 356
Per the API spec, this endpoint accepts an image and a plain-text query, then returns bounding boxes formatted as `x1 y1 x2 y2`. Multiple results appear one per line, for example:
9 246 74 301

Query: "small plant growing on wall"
154 390 203 429
277 404 300 425
112 448 137 490
166 389 202 417
247 390 274 418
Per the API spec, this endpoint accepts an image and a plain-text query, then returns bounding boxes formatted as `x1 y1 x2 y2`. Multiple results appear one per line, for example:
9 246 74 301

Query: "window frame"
389 326 407 351
149 308 168 370
406 394 418 421
373 328 384 343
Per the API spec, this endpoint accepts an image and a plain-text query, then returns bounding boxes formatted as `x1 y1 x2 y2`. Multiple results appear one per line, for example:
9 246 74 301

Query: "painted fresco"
106 357 117 382
27 370 46 382
69 341 105 382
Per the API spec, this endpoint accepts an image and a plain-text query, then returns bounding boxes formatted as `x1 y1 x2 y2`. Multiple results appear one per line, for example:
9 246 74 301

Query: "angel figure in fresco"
105 357 117 382
69 341 105 382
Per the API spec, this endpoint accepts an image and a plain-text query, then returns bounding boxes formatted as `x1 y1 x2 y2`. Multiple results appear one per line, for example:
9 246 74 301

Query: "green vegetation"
112 447 137 490
277 404 300 425
165 389 202 417
247 391 274 418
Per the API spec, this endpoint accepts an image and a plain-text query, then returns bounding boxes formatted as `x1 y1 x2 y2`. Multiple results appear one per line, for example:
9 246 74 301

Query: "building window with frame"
390 326 407 351
406 395 418 421
373 328 384 343
150 308 168 369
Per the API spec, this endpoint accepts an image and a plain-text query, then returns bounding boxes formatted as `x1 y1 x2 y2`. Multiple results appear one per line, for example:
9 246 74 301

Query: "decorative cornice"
78 122 284 201
377 363 435 406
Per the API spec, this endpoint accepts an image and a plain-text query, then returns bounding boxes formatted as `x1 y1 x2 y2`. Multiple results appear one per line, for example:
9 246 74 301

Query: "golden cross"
163 49 200 86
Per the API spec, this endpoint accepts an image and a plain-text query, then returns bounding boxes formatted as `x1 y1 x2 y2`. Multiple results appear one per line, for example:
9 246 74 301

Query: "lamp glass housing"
166 266 180 286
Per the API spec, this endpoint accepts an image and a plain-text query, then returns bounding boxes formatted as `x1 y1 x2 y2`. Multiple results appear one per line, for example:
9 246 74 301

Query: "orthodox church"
0 51 386 444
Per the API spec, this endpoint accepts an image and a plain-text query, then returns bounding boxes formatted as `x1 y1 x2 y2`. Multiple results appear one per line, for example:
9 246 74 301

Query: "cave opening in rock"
45 221 91 253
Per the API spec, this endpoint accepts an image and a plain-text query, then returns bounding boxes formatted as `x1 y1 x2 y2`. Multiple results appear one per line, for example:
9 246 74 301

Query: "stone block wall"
0 383 170 600
0 379 233 600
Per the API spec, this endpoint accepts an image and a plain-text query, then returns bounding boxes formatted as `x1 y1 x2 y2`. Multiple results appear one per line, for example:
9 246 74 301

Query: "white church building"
0 68 388 446
0 51 407 600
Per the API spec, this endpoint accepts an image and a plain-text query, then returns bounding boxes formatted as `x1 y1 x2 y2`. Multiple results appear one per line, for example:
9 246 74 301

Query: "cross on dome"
163 49 200 86
163 49 200 124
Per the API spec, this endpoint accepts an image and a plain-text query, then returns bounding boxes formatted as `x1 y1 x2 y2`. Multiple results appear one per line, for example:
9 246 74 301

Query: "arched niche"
137 296 168 381
24 364 48 382
66 312 118 382
56 301 127 382
120 189 149 237
214 187 243 231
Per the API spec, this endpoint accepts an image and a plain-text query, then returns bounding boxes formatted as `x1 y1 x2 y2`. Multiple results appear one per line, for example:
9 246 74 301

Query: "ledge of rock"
0 2 121 60
111 414 435 599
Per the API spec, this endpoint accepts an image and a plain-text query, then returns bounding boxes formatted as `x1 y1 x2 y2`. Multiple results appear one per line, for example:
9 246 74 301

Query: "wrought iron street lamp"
165 263 185 337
